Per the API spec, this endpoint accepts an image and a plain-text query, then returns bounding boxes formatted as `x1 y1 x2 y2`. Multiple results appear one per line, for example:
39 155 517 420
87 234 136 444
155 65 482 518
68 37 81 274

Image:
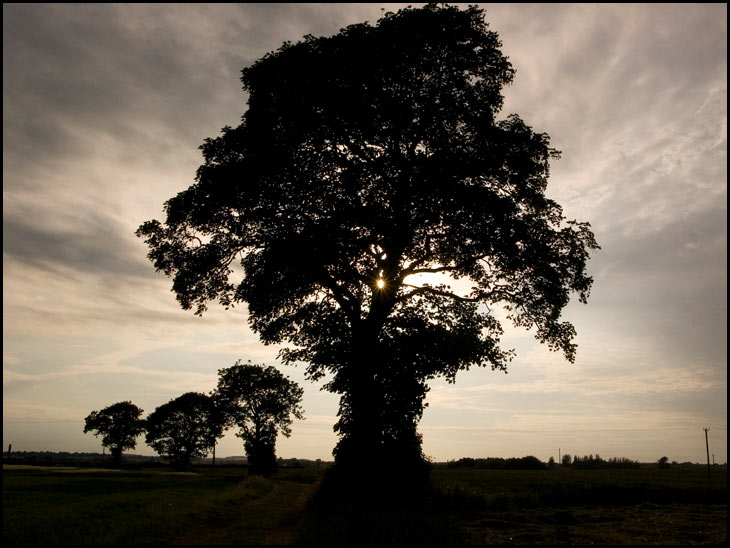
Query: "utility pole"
559 448 561 468
703 427 711 481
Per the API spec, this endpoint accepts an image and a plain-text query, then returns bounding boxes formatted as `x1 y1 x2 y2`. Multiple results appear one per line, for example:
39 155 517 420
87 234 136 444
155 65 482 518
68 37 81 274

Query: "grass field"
3 463 726 545
2 465 319 545
426 465 727 545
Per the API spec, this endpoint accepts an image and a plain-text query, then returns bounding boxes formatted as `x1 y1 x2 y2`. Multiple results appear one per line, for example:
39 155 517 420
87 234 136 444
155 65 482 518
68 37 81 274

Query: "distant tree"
658 456 670 469
606 456 640 469
572 454 609 469
548 456 556 468
145 392 225 470
83 401 145 465
137 3 598 480
562 453 572 467
449 457 477 468
507 456 546 470
215 361 304 475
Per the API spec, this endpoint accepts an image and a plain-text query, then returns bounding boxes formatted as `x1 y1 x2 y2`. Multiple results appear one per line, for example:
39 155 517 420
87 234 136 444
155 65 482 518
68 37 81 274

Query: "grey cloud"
3 209 149 280
585 200 726 367
496 4 726 156
4 5 244 184
2 3 391 199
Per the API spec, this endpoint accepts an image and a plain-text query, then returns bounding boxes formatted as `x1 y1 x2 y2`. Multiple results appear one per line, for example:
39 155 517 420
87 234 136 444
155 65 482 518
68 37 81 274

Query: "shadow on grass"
294 465 466 545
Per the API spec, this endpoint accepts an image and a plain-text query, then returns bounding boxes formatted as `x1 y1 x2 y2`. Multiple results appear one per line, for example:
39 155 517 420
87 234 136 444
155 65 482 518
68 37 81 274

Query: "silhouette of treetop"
216 361 304 475
145 392 223 470
137 4 599 472
84 400 145 465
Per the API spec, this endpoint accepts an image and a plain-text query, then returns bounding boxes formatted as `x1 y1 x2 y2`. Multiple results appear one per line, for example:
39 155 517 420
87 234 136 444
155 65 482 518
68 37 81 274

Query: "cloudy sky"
3 3 726 464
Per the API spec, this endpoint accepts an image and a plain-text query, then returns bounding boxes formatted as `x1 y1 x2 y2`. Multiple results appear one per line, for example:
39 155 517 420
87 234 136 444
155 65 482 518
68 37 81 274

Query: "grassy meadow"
3 462 726 545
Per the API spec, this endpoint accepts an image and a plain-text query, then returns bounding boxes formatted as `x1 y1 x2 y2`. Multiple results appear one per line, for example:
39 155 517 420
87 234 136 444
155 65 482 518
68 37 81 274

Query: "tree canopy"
83 401 145 465
215 361 304 474
145 392 224 470
137 4 598 475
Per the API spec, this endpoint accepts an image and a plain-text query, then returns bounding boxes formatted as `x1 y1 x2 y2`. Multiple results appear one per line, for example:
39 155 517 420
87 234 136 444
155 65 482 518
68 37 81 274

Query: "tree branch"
400 265 458 278
318 274 360 325
397 283 479 303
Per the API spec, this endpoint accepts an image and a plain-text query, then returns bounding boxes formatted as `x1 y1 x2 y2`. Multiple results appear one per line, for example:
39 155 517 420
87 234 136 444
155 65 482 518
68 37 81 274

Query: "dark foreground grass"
424 466 727 545
3 463 727 545
2 464 319 545
295 465 727 545
431 465 728 507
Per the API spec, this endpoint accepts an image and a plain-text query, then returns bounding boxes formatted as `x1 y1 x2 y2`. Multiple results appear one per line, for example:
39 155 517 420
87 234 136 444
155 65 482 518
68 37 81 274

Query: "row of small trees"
83 361 304 474
448 456 547 470
449 454 643 470
552 454 641 469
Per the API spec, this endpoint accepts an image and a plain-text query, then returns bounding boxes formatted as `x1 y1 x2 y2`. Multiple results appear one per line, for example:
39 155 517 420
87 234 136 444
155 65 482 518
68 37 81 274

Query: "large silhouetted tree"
84 401 145 465
145 392 225 470
215 361 304 475
137 4 598 479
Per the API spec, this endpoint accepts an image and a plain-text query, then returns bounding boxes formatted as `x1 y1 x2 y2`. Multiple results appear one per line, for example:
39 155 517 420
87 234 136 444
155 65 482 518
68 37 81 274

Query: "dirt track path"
173 480 316 545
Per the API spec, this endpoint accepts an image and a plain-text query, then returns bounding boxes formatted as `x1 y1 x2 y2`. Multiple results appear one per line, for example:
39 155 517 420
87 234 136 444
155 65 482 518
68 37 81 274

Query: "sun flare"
376 279 385 289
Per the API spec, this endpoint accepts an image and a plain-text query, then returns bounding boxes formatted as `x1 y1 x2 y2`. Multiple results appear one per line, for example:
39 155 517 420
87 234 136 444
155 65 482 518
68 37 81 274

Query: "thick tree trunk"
333 322 382 468
333 303 430 491
245 434 277 475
